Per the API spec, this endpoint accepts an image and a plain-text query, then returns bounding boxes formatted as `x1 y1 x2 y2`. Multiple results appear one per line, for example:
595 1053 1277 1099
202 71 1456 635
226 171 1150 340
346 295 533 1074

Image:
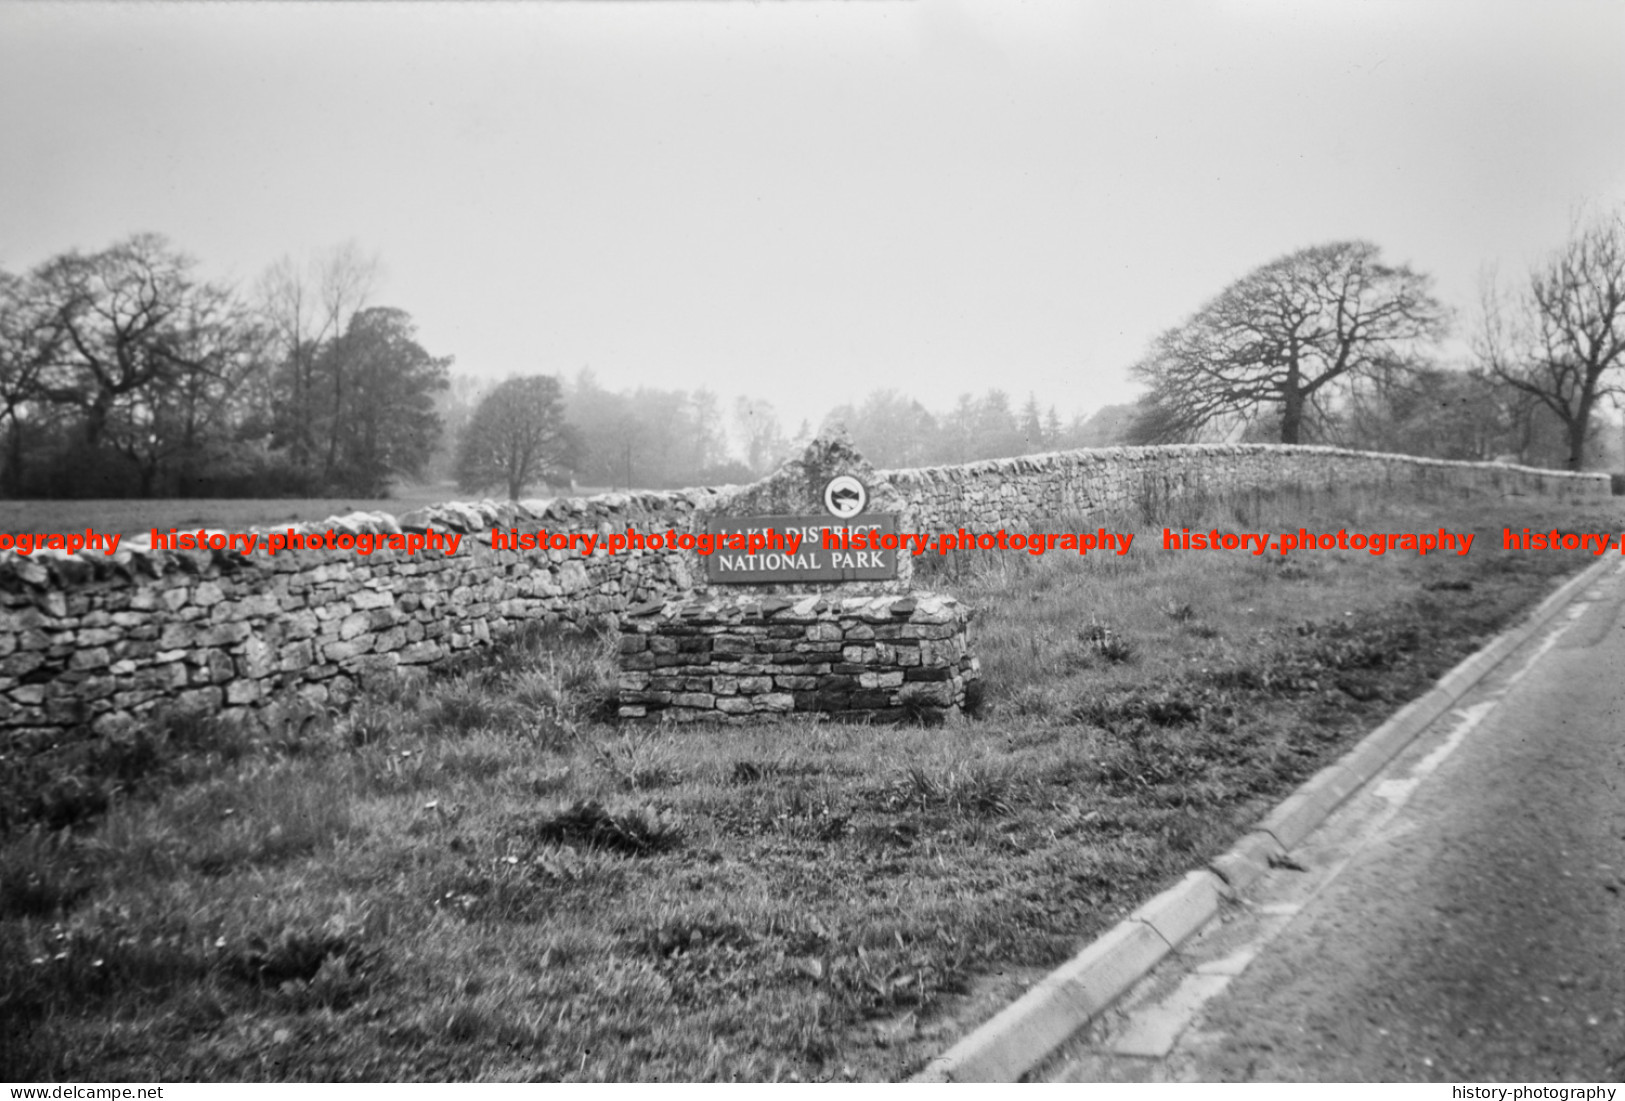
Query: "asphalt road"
1051 562 1625 1083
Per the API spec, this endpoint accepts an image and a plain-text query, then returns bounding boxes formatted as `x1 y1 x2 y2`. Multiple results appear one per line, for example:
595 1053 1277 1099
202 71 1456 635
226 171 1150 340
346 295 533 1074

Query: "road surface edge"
911 554 1616 1082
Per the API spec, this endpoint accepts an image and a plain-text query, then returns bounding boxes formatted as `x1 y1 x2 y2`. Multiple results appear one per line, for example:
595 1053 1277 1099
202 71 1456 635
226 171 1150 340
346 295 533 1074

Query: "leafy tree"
788 417 814 456
1479 211 1625 471
1019 392 1047 451
970 390 1025 459
1042 405 1064 448
425 373 491 483
936 394 979 464
562 372 734 490
625 387 708 487
1131 241 1449 444
823 388 1093 467
314 307 449 493
1065 402 1137 448
733 396 789 475
822 389 939 468
455 374 575 499
931 390 1031 463
689 387 727 476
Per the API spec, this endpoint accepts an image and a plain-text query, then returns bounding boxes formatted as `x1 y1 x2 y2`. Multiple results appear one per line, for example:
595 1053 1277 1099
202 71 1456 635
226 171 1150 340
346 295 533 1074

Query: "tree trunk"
1565 414 1589 472
1564 385 1600 472
2 416 22 495
84 396 111 449
1279 387 1304 445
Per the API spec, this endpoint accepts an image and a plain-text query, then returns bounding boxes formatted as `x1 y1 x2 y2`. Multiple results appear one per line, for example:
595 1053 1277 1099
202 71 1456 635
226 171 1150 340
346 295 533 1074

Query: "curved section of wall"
883 444 1608 531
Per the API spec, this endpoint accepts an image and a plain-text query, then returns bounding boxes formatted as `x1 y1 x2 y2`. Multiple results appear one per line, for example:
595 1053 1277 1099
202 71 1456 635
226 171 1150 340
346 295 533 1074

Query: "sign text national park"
705 513 899 583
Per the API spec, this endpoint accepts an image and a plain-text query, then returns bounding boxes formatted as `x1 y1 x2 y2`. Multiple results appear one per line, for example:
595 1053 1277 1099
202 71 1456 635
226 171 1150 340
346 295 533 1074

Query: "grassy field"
1 483 619 539
2 484 1621 1081
2 486 461 540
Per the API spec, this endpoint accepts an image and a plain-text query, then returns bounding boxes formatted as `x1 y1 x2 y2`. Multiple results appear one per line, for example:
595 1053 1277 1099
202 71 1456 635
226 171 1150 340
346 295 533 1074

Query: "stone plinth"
617 591 980 724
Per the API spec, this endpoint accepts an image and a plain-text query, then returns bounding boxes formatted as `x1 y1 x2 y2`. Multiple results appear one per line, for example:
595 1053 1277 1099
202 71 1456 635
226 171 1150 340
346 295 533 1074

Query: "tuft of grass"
1077 622 1136 664
884 761 1017 817
222 913 376 1012
589 729 683 791
0 832 93 920
530 800 684 856
728 759 775 785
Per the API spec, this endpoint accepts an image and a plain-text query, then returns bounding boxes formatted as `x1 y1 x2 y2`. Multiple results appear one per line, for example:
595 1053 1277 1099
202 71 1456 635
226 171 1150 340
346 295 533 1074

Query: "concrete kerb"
914 920 1173 1082
1207 830 1286 894
912 554 1616 1083
1130 870 1233 945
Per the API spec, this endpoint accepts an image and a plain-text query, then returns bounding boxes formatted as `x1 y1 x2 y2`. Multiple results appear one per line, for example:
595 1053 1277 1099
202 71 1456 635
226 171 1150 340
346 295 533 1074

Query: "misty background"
3 1 1625 497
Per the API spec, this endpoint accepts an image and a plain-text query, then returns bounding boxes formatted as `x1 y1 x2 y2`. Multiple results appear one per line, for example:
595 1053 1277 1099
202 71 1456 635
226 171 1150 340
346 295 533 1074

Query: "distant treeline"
0 234 1128 499
3 233 1616 500
443 376 1141 493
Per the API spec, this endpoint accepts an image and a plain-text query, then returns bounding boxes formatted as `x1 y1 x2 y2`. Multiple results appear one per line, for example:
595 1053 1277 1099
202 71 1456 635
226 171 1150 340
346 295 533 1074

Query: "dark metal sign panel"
704 513 899 584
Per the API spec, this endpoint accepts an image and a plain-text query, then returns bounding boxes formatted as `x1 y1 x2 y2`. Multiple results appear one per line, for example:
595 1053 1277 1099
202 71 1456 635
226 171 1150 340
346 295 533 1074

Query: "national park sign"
703 513 900 583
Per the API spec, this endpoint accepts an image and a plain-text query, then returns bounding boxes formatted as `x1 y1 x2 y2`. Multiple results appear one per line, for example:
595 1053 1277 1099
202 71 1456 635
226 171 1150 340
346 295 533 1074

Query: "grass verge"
2 484 1620 1081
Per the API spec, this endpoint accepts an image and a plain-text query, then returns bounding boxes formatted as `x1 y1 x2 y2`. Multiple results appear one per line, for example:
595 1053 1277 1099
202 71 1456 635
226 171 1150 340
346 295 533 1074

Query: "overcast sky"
3 0 1623 441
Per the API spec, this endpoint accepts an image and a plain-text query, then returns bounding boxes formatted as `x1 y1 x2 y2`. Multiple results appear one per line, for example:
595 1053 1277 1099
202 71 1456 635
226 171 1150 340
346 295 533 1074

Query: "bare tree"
1336 364 1515 461
21 234 267 495
1130 241 1449 444
1478 212 1625 471
0 269 65 492
106 280 265 495
30 234 219 449
256 242 379 473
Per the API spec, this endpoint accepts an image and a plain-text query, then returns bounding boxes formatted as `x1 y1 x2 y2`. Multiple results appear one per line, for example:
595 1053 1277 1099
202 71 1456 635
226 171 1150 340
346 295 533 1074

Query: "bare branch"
1478 210 1625 470
1131 241 1448 444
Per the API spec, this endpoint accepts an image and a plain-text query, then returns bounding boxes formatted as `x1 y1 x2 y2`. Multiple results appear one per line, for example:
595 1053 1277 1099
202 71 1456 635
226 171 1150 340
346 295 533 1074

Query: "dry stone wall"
0 492 718 750
617 592 978 724
885 444 1609 531
0 442 1610 750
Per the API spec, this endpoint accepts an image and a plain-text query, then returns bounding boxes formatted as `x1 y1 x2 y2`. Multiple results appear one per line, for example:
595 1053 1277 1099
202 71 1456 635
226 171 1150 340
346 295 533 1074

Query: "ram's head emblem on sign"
823 475 867 519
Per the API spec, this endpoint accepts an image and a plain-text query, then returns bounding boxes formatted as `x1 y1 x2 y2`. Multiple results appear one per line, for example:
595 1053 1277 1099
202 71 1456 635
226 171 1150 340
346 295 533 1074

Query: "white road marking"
1109 974 1234 1057
1195 947 1259 977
